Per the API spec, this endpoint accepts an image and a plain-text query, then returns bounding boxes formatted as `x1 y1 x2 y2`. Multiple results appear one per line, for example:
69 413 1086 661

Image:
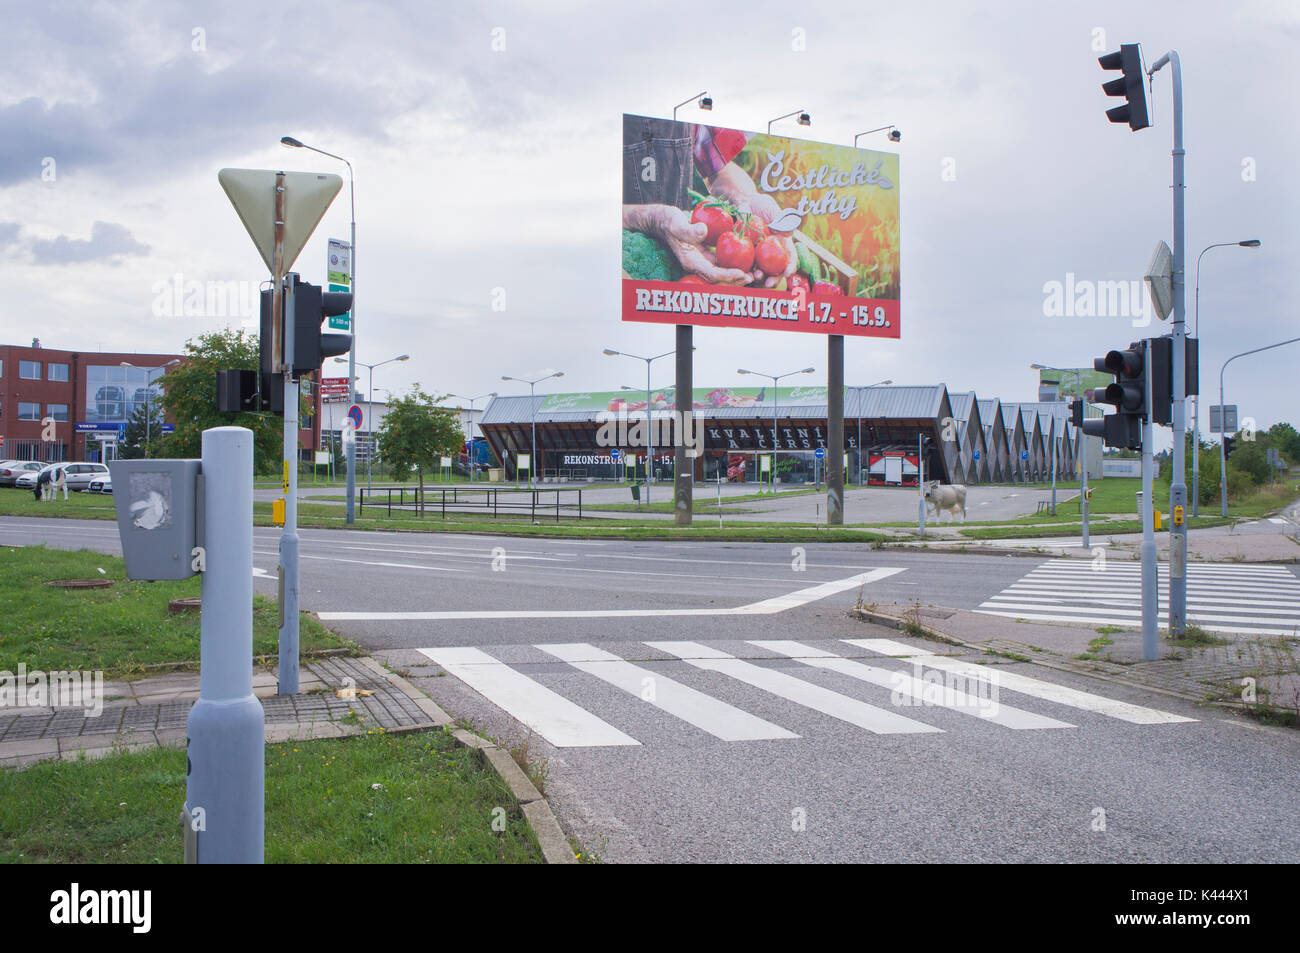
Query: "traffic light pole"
279 276 300 695
1079 429 1089 548
1151 50 1188 638
1140 340 1158 661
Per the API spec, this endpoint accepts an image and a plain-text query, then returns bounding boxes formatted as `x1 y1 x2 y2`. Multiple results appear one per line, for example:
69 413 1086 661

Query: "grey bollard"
184 425 264 863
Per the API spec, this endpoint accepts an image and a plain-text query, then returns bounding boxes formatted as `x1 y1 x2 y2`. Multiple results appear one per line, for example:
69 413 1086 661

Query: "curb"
364 660 577 865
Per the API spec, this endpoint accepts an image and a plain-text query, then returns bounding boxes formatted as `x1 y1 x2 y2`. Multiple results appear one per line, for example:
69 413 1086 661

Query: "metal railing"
358 486 584 521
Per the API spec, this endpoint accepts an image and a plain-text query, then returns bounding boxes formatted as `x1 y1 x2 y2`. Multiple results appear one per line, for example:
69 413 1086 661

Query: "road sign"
327 238 352 331
347 405 363 430
162 424 175 434
973 450 981 460
1021 450 1030 461
218 169 342 274
610 448 621 460
814 448 825 459
1210 404 1237 434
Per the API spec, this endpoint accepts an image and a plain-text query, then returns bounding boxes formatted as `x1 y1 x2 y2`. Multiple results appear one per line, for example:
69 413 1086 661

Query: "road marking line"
1269 518 1287 524
997 591 1300 612
843 638 1196 724
972 608 1300 636
747 640 1074 731
417 647 638 748
537 643 798 741
319 567 904 620
978 600 1299 627
645 641 941 735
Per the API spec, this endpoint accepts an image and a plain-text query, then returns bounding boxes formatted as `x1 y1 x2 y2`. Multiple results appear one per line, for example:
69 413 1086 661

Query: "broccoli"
622 229 682 282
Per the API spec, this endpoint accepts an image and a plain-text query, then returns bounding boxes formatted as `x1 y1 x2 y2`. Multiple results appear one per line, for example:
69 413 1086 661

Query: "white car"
16 462 110 492
88 474 113 494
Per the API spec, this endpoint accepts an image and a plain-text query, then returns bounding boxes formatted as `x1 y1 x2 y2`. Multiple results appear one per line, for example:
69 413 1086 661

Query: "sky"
3 0 1297 448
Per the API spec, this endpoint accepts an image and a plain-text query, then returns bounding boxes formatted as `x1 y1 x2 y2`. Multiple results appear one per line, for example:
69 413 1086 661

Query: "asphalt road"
5 515 1298 863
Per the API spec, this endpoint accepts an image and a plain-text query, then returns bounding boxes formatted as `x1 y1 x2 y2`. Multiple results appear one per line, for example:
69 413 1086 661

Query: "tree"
118 399 165 460
1266 422 1300 464
1227 430 1269 486
151 328 287 474
375 386 464 498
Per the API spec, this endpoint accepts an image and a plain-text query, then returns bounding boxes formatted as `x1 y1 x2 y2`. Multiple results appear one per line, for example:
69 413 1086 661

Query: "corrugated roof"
949 391 975 421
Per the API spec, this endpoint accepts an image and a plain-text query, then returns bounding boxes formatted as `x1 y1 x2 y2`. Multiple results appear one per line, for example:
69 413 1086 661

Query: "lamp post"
854 126 902 145
120 359 178 456
768 109 811 134
672 91 712 120
1219 336 1300 517
336 354 407 490
604 348 676 504
281 134 357 523
857 379 891 485
447 391 497 481
738 366 815 491
501 371 564 490
1193 239 1261 515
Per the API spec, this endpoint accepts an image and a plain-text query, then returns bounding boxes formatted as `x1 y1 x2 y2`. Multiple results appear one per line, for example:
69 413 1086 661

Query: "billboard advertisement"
1037 368 1113 402
621 114 900 338
538 386 829 414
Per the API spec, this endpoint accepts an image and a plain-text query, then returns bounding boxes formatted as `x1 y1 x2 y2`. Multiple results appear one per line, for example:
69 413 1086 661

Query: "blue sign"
1021 450 1030 460
161 423 175 433
609 448 621 460
973 450 981 460
814 448 825 459
76 422 126 434
347 405 364 430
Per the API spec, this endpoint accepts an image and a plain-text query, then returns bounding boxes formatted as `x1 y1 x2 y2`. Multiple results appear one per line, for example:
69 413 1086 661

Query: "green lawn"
0 546 355 678
0 728 542 864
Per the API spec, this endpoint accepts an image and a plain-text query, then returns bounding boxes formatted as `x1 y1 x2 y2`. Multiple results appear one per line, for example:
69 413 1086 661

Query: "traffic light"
1147 335 1198 426
1099 44 1150 131
1082 341 1146 449
1070 398 1084 427
1223 435 1237 460
291 276 352 376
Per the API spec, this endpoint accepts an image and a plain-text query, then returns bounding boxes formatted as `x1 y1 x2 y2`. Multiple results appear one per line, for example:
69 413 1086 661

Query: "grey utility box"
110 459 202 581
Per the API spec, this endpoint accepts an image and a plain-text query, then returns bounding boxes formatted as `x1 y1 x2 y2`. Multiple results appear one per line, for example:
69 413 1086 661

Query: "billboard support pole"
674 324 693 526
827 335 844 524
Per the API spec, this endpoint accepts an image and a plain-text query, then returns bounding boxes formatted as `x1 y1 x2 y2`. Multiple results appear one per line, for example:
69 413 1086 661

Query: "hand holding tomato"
625 203 751 285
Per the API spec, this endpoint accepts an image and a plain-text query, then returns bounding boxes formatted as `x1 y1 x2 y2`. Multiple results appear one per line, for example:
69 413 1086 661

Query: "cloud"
30 221 151 265
0 221 19 248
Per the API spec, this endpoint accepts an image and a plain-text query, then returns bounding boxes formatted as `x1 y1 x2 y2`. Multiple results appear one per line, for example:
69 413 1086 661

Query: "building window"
18 402 41 420
48 404 69 422
48 363 69 382
19 360 41 380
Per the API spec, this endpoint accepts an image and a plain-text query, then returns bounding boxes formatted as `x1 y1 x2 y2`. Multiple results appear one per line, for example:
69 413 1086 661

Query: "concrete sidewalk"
0 655 447 769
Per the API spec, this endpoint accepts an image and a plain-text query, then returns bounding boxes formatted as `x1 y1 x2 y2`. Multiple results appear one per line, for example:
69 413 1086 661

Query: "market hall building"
478 385 1085 487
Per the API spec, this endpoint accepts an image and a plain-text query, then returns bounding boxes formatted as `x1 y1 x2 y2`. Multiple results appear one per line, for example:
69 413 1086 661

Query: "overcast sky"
4 0 1296 446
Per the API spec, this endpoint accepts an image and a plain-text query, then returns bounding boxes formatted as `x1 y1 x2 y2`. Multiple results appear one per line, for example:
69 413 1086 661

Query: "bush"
1227 469 1255 500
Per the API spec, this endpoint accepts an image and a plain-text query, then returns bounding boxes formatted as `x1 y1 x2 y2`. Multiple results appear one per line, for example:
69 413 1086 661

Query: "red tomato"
679 275 709 284
755 237 789 276
715 231 754 271
789 274 810 295
691 202 733 245
737 215 768 245
812 281 843 296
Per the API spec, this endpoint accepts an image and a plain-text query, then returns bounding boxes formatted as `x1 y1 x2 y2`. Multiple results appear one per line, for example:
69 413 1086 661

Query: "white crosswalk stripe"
975 559 1300 636
417 640 1197 747
843 638 1195 724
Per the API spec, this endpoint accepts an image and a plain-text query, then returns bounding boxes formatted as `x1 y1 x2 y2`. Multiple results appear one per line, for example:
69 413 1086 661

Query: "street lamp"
768 109 811 133
282 133 358 523
120 359 179 456
737 366 815 491
857 378 892 485
672 91 712 120
500 371 564 489
447 391 497 480
336 354 408 490
1193 239 1261 515
603 347 678 504
854 125 902 146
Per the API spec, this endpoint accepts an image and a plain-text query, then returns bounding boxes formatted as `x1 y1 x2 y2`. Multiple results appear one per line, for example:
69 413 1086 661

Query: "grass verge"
0 546 355 678
0 727 543 863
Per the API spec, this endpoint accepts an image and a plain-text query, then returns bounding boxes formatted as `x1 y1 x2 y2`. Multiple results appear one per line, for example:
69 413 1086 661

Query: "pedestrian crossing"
418 639 1194 748
975 559 1300 636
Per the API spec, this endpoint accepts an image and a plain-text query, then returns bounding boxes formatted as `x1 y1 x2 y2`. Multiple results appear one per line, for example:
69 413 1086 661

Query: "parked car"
88 474 113 494
63 462 111 491
15 463 61 490
0 460 47 487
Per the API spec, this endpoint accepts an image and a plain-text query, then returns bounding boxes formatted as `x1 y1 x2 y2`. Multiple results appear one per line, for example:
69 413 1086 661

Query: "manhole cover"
168 598 201 614
44 579 113 589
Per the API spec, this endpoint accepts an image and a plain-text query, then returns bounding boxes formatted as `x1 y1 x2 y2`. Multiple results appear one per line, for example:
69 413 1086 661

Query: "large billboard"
1037 368 1113 402
621 114 900 338
539 386 828 414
